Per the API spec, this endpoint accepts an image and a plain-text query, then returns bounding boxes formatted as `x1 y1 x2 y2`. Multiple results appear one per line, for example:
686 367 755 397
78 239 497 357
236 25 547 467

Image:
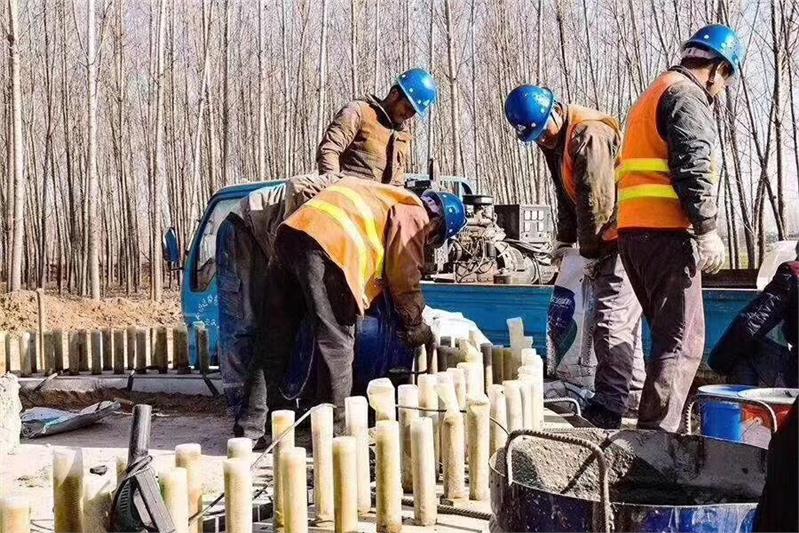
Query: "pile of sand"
0 290 182 334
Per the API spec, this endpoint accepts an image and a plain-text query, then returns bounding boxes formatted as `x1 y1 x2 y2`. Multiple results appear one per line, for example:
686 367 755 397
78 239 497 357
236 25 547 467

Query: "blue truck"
165 178 759 388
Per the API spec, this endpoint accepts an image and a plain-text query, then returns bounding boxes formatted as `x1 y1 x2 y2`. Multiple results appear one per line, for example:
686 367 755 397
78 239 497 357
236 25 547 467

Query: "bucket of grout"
740 387 798 430
697 384 754 442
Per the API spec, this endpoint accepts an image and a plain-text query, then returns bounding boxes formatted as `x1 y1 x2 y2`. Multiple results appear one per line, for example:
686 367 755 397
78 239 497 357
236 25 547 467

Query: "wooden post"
41 331 56 375
7 335 21 374
502 347 515 381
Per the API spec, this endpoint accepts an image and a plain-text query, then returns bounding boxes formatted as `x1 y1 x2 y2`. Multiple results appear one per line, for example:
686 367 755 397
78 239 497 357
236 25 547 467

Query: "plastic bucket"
740 387 798 430
697 385 754 442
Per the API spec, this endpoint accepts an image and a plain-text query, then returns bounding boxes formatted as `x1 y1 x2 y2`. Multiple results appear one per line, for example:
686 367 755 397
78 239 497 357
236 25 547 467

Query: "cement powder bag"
0 373 22 455
546 249 597 389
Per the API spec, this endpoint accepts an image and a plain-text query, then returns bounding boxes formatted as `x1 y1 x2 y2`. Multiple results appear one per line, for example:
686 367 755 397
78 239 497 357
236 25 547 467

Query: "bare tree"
6 0 24 292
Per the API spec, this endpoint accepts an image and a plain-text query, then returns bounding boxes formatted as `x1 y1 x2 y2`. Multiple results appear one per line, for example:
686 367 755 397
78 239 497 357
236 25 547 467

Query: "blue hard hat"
396 68 439 119
683 24 745 75
504 85 558 143
421 190 466 244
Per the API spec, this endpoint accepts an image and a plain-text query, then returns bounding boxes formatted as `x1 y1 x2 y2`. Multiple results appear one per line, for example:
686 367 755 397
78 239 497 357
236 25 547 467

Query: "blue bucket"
698 385 754 442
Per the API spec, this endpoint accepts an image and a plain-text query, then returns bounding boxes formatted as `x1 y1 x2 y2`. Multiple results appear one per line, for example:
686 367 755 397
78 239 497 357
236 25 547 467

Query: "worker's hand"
551 240 574 268
398 323 434 349
696 230 726 274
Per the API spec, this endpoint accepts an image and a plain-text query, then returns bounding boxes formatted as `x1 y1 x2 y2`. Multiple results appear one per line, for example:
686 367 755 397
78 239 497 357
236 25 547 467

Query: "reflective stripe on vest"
617 71 692 230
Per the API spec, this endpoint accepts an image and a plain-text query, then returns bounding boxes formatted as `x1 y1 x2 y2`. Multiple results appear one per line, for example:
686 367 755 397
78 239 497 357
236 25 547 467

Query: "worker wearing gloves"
317 68 438 186
246 177 466 434
616 24 744 431
504 86 646 429
708 240 798 388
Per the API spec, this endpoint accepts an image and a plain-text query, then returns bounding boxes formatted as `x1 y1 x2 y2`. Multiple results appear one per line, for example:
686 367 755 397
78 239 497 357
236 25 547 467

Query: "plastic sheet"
21 401 121 438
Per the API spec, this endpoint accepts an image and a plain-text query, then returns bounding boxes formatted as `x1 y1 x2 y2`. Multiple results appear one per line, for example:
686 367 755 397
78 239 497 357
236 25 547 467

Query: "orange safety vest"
616 71 693 230
282 177 425 311
560 104 621 203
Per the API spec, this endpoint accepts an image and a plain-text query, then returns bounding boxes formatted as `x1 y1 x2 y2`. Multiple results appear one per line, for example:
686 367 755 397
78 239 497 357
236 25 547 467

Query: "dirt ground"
0 290 182 334
0 410 274 523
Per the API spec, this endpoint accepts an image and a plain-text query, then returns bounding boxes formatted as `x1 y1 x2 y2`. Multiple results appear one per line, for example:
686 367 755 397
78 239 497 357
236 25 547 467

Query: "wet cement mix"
501 429 763 506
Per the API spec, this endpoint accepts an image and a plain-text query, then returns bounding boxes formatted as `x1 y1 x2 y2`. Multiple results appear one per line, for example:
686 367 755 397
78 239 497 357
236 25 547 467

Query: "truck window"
193 198 241 292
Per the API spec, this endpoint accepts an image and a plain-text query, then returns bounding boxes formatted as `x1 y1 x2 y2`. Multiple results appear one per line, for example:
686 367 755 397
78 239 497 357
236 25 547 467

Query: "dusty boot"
583 401 622 430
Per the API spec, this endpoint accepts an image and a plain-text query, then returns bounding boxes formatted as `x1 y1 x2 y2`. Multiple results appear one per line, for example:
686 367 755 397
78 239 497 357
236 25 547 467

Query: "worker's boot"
583 401 622 430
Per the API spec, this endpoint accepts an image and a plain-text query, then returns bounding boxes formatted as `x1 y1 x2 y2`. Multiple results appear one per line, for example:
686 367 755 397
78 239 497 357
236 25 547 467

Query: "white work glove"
696 230 725 274
551 240 574 268
583 259 600 280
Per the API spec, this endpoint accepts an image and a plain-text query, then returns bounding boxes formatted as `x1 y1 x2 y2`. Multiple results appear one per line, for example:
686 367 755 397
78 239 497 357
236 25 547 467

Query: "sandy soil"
0 290 182 334
0 411 275 522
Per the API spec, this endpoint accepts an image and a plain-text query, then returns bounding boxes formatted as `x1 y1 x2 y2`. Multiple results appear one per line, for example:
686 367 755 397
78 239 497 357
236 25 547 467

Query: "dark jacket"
542 104 621 259
709 261 798 387
657 66 719 235
316 95 412 186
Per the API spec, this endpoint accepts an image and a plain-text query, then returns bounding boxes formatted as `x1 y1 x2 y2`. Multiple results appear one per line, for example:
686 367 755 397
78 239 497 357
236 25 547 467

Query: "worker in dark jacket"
616 24 745 432
709 242 798 388
240 177 466 435
317 68 438 186
504 87 645 429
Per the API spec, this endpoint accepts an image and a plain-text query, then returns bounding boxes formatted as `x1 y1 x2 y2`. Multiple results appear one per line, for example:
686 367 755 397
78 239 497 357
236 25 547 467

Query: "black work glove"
398 322 434 349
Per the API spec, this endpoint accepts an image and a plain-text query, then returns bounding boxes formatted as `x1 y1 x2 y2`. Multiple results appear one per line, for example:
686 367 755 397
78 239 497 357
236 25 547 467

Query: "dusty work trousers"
265 229 358 424
588 251 646 415
216 214 272 439
618 230 705 432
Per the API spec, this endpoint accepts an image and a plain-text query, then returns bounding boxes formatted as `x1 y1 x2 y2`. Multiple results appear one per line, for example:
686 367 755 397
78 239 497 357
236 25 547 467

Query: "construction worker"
616 24 745 432
504 86 646 429
317 68 438 186
709 240 798 388
243 177 465 435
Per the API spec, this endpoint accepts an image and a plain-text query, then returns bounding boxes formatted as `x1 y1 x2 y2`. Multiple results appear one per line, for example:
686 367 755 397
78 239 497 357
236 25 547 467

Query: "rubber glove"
583 259 600 280
551 240 574 268
399 322 434 349
696 230 725 274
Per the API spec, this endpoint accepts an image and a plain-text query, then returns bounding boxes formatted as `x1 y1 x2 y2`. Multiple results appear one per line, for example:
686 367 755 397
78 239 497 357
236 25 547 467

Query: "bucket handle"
504 430 613 533
684 393 778 435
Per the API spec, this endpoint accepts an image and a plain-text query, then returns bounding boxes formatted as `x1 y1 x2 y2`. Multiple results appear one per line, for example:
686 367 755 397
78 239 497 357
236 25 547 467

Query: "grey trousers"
588 250 646 415
619 231 705 432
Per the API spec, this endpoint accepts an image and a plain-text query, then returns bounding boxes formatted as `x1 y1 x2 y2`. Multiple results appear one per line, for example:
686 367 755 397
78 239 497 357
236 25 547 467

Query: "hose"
505 430 613 533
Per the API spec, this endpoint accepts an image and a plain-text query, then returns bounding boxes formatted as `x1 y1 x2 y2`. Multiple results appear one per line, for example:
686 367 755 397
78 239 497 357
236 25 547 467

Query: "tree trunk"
7 0 25 292
150 0 167 302
86 0 101 299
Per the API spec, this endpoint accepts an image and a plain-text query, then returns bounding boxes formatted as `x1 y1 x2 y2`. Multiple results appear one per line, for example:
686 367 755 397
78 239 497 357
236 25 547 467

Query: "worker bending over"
616 24 744 431
317 68 438 186
245 177 465 433
709 240 798 388
504 86 645 429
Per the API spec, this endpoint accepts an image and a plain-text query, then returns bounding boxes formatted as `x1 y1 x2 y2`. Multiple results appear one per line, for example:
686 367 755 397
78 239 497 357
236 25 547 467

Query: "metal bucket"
490 428 766 532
